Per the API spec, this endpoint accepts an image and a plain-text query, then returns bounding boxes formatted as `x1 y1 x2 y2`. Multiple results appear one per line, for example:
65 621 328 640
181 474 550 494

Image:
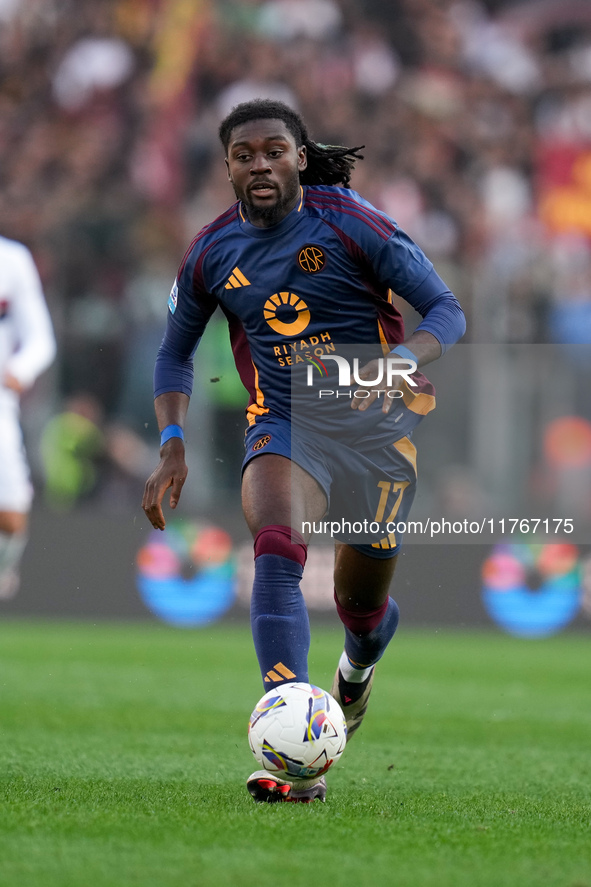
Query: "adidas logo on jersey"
225 267 251 289
263 662 296 683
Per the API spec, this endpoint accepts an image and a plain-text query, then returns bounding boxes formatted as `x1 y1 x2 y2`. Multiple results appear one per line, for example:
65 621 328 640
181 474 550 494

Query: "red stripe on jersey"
306 187 396 226
192 239 223 296
375 301 406 350
307 199 394 243
321 220 394 310
320 218 370 265
223 307 261 413
177 203 239 278
306 191 396 241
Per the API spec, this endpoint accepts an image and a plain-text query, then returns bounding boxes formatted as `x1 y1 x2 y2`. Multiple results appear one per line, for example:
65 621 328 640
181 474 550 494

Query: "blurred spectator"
257 0 343 42
40 393 105 511
51 36 135 111
40 390 160 513
215 39 299 118
546 233 591 354
351 22 400 98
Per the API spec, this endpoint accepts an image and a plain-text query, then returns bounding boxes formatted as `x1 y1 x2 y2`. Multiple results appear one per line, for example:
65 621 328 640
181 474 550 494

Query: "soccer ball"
248 682 347 781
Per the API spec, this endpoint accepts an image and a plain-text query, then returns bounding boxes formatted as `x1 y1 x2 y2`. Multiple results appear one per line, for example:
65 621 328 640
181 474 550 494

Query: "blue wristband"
160 424 184 446
389 344 418 365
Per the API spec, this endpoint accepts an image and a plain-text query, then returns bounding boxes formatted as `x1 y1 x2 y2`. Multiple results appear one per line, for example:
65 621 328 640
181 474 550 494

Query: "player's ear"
225 158 232 182
298 145 307 173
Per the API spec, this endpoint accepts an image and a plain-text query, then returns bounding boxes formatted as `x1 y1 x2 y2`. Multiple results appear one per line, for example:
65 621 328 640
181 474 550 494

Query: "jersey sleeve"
372 229 466 351
402 267 466 352
153 275 218 398
5 244 56 387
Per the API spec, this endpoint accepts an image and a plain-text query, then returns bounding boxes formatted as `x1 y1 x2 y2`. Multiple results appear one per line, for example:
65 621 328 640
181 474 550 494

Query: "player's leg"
242 452 327 689
0 511 28 599
331 544 400 740
0 415 33 600
243 452 329 803
334 542 399 664
327 435 417 739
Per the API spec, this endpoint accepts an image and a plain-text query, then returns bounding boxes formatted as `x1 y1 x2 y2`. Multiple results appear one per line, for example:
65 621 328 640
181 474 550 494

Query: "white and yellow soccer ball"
248 682 347 781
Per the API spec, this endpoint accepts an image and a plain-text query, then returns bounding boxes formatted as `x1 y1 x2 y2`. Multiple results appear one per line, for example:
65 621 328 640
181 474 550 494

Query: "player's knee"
254 524 307 567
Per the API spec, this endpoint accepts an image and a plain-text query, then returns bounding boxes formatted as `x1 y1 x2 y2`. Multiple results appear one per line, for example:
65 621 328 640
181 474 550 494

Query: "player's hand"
350 359 403 415
142 439 188 530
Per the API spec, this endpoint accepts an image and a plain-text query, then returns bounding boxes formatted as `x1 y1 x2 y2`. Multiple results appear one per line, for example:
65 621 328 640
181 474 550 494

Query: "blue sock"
344 597 400 668
251 553 310 688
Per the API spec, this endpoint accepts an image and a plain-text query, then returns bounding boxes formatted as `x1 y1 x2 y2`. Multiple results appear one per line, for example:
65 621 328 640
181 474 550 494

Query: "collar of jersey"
238 193 304 238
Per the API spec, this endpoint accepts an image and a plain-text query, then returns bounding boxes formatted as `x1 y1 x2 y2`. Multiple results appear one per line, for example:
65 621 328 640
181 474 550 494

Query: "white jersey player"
0 236 56 598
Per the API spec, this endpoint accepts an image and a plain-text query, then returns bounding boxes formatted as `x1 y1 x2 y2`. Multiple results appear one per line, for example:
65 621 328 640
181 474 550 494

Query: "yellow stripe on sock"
265 670 282 682
274 662 296 679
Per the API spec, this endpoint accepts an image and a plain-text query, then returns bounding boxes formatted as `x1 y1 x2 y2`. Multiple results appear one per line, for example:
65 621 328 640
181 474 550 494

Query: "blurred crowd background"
2 0 591 523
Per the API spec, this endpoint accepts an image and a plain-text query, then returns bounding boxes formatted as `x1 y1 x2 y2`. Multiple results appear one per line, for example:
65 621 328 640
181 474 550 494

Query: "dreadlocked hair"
219 99 364 189
300 140 364 188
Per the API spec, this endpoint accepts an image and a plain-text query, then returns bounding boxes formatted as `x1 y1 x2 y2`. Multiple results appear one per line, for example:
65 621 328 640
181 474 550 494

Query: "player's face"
225 119 307 228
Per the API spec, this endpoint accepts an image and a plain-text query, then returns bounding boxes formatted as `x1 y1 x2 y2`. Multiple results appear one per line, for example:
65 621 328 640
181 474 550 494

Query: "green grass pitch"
1 619 590 887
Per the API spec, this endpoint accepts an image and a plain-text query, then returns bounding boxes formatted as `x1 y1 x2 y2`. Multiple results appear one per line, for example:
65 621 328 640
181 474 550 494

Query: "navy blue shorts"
243 417 417 559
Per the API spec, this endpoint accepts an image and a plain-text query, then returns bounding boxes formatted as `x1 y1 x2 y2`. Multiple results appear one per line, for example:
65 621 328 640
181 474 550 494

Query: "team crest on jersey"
0 299 9 319
168 280 178 314
252 435 272 451
297 244 326 274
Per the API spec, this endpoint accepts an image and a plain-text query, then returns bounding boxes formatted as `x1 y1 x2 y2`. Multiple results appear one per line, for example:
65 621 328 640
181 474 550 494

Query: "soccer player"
142 99 466 803
0 235 56 599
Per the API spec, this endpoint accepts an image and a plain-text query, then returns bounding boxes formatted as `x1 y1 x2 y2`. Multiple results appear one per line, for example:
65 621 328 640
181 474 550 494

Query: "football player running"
143 100 465 803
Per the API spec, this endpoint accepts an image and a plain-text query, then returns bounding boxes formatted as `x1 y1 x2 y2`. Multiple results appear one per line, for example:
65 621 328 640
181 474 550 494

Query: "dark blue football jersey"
155 185 465 447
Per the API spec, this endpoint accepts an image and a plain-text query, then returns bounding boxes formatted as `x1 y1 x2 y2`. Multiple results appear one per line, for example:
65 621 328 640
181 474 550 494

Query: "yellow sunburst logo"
263 291 311 336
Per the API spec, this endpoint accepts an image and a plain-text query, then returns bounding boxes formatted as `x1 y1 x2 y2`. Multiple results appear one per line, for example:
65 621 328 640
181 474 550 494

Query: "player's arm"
142 391 190 530
4 244 56 394
391 327 442 367
384 265 466 372
354 239 466 412
142 273 217 529
401 265 466 358
352 325 443 414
